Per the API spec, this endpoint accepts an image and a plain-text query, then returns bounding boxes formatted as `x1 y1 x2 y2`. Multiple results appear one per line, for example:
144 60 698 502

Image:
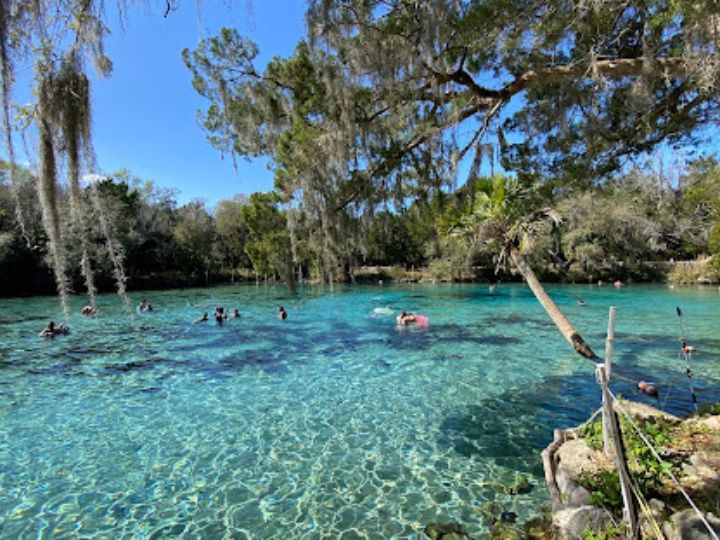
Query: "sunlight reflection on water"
0 283 718 538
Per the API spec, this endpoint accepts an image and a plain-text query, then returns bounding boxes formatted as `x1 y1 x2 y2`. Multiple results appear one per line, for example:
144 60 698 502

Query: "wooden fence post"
603 307 617 455
596 364 638 536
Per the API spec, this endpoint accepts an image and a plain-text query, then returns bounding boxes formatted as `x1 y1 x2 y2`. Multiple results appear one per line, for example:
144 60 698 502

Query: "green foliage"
620 416 676 494
581 523 625 540
578 470 623 510
709 223 720 256
579 419 605 451
4 0 720 297
426 236 471 281
580 414 681 511
692 402 720 417
304 0 720 185
240 192 292 280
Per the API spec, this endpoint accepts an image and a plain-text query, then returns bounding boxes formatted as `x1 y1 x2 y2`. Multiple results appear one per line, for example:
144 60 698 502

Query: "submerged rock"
524 516 553 540
423 521 470 540
488 521 523 540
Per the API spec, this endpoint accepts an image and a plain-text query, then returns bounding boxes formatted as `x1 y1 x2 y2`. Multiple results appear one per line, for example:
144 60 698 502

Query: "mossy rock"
524 516 553 540
424 521 470 540
488 521 523 540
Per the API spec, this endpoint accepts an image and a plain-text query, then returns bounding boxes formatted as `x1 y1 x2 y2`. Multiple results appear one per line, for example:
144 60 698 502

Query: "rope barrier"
680 347 698 411
611 392 720 540
627 475 664 539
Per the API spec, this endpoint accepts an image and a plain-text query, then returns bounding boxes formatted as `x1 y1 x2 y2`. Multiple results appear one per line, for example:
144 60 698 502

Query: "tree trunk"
509 246 598 360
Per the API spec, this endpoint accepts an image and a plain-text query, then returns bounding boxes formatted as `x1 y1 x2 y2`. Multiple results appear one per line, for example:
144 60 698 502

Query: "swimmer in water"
39 321 70 337
278 306 287 320
396 311 417 326
80 304 97 316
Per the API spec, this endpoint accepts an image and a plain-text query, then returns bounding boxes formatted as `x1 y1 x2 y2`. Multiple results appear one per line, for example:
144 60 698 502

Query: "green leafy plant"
579 414 685 507
579 419 604 451
619 416 677 495
577 470 623 510
581 523 625 540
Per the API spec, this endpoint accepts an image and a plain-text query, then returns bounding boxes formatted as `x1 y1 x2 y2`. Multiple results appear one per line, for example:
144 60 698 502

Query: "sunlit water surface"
1 284 719 539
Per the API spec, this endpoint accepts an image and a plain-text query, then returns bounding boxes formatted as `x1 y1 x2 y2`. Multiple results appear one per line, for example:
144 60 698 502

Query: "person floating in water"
396 311 417 326
194 312 208 324
39 321 70 338
231 309 240 318
638 381 658 398
578 298 586 306
80 304 97 316
39 321 57 338
278 306 287 320
138 299 153 312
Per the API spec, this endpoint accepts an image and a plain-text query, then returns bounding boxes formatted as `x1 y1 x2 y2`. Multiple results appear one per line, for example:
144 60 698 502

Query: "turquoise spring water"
0 283 719 539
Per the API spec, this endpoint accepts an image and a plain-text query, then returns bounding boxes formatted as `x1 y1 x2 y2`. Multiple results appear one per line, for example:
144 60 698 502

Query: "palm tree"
460 176 598 360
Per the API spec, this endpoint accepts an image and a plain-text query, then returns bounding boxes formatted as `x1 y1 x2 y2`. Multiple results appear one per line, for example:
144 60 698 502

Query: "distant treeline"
0 159 718 297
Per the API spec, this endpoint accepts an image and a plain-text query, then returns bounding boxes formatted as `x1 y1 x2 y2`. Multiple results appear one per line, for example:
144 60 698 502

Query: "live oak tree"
306 0 719 185
183 33 376 283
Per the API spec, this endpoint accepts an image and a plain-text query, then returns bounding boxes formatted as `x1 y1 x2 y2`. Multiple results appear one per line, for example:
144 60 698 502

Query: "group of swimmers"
194 306 241 324
193 305 288 324
596 280 624 288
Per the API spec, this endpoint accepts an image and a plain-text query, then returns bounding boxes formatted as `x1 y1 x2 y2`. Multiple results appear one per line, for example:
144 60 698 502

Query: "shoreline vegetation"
2 259 718 299
2 158 720 300
540 401 720 540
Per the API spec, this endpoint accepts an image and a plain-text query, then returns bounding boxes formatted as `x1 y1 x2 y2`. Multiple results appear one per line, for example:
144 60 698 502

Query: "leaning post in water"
602 307 617 455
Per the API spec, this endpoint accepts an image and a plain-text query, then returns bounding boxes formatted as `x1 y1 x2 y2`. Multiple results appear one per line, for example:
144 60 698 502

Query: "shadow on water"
438 371 596 474
104 358 163 373
218 349 291 375
438 355 720 473
428 323 525 348
487 313 550 327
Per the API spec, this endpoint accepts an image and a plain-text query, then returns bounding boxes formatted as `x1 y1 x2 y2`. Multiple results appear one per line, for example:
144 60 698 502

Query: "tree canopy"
1 0 719 299
306 0 720 181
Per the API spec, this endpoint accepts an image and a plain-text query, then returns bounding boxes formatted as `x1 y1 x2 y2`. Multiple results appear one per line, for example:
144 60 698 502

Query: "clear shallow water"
0 283 719 539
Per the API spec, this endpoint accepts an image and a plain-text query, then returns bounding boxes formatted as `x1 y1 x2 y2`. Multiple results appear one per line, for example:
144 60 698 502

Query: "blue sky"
89 1 307 207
